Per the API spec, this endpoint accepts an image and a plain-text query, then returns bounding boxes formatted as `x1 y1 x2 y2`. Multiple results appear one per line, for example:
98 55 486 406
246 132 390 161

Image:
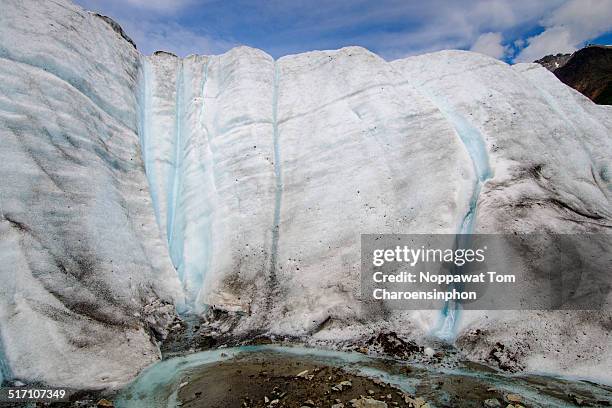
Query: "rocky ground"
0 332 612 408
141 319 612 408
172 350 611 408
177 356 422 408
5 329 611 407
6 348 612 407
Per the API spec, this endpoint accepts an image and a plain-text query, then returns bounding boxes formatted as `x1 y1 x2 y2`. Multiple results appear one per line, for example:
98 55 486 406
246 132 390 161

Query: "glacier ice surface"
0 0 611 389
0 0 182 388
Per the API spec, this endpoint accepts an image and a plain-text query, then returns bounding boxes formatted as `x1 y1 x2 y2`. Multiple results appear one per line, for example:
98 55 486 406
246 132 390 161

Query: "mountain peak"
535 45 612 104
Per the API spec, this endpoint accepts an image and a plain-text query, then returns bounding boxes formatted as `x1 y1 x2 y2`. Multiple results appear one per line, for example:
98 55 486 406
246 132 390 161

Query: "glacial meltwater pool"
115 345 612 408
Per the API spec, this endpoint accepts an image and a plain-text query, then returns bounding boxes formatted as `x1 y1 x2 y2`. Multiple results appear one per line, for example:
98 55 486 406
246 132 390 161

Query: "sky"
74 0 612 63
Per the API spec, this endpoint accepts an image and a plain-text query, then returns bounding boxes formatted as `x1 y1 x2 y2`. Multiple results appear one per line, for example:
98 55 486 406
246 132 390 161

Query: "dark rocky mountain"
535 45 612 105
534 53 572 71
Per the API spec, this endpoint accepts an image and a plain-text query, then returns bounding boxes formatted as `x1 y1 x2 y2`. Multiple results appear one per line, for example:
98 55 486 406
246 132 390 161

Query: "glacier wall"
1 0 611 388
394 53 612 382
139 49 277 315
138 46 477 337
139 45 612 385
0 0 182 389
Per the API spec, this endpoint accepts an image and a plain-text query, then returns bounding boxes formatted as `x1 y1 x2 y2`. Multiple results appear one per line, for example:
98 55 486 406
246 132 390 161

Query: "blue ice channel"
0 336 11 384
166 61 186 288
137 57 215 314
269 61 282 282
427 97 492 341
137 57 162 227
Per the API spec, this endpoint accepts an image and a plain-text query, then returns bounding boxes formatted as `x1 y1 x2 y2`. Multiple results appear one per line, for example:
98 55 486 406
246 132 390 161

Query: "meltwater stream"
137 54 284 315
0 337 11 384
115 345 612 408
422 94 493 341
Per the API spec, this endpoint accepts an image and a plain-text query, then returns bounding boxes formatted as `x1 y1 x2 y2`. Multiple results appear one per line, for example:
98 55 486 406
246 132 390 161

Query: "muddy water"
115 345 612 408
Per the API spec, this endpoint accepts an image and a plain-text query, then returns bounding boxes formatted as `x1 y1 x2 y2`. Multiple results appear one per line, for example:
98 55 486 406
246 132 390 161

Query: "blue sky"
74 0 612 62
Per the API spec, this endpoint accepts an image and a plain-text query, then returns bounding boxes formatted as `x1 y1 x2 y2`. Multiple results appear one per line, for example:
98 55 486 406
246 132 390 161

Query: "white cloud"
75 0 233 56
338 1 563 60
470 32 508 58
514 0 612 62
124 0 194 11
75 0 611 61
81 0 196 13
121 19 236 56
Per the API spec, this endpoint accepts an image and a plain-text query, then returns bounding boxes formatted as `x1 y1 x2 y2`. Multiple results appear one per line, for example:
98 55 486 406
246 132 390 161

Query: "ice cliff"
0 0 182 388
0 0 611 389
